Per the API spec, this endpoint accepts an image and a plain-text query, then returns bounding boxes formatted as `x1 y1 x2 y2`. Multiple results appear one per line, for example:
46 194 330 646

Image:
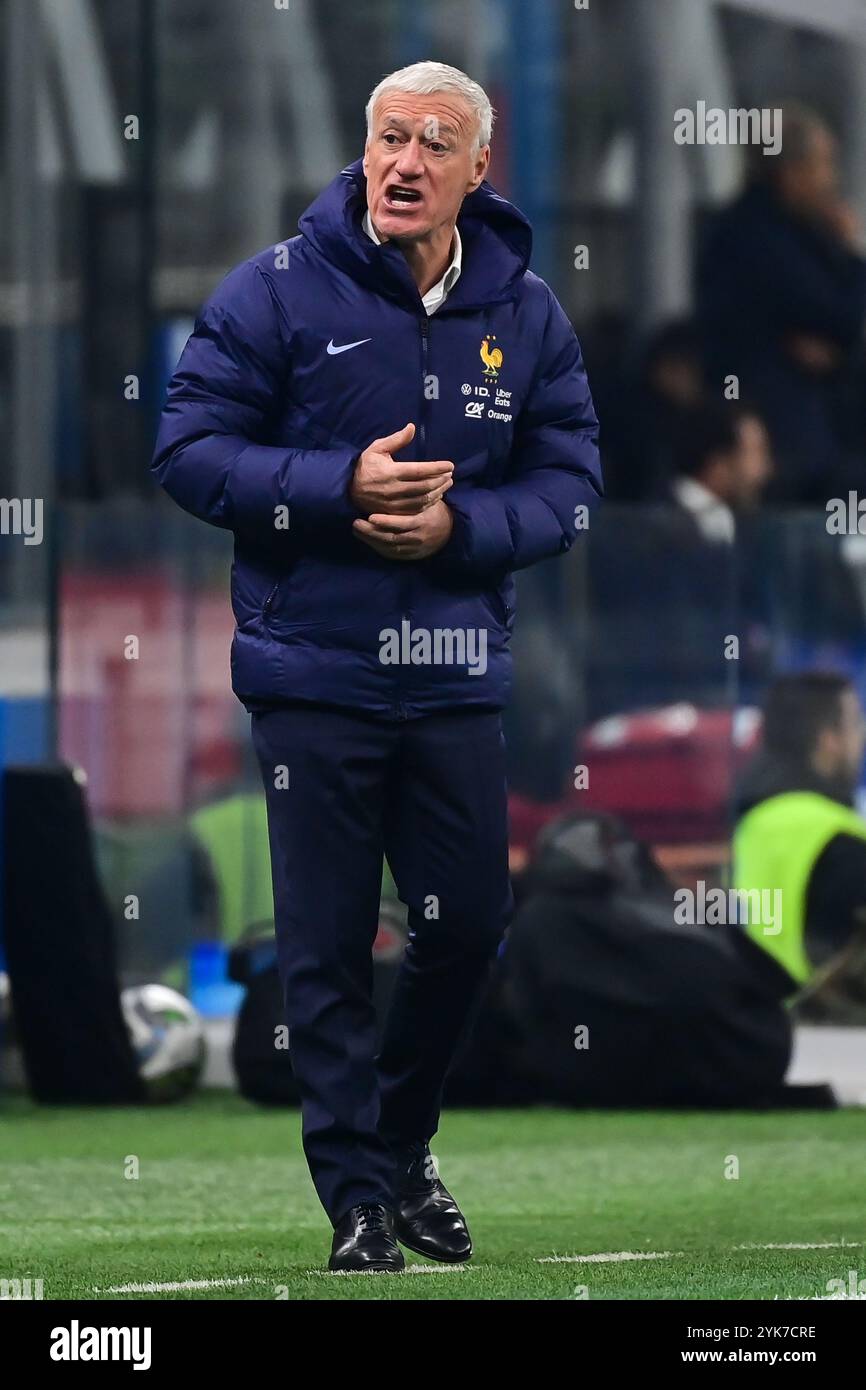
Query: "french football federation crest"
480 335 503 378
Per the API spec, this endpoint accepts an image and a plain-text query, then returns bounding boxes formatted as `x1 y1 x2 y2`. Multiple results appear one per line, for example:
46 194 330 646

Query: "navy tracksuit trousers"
251 703 514 1226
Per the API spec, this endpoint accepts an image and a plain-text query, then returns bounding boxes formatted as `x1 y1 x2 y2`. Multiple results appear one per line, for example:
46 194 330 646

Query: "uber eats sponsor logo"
379 619 487 676
674 881 782 934
50 1321 152 1371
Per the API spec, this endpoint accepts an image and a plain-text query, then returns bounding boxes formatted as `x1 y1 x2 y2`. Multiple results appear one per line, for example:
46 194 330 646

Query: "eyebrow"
379 116 459 139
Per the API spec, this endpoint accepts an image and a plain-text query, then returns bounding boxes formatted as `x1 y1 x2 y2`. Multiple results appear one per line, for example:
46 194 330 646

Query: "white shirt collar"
672 475 736 544
362 208 462 315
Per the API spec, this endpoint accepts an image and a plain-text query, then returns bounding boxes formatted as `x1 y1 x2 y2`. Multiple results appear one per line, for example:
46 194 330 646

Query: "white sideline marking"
95 1276 268 1294
736 1241 863 1251
539 1241 862 1267
325 1263 474 1276
97 1265 475 1292
775 1291 866 1300
537 1251 679 1264
95 1242 866 1293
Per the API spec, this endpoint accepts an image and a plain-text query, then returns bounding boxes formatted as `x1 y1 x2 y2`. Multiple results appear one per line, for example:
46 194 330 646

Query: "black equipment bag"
2 766 144 1103
228 900 408 1105
494 812 834 1108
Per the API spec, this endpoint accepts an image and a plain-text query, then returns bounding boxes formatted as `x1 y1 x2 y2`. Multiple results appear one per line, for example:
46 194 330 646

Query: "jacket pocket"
261 577 286 628
257 560 309 635
485 584 514 630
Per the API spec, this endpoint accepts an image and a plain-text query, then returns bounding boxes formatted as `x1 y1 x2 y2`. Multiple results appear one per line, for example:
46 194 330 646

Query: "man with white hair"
153 61 601 1271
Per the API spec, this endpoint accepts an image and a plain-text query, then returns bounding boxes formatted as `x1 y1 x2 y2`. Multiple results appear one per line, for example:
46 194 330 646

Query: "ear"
814 725 837 769
362 139 370 179
466 144 491 195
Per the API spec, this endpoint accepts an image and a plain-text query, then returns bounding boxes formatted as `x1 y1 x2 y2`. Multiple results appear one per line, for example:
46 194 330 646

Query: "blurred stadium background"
4 0 866 1302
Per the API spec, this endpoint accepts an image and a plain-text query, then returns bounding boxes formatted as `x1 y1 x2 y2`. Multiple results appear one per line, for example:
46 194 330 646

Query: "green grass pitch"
3 1092 865 1300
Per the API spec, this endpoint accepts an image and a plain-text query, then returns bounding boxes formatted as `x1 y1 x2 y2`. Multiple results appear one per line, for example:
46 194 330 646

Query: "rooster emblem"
480 335 503 378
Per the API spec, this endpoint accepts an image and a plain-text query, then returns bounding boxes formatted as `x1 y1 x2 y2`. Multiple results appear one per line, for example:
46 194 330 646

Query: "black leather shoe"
393 1143 472 1263
328 1203 405 1272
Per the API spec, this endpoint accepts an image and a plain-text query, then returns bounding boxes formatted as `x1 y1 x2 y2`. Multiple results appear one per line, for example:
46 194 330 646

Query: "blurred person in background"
733 672 866 1014
663 400 776 705
698 104 866 503
585 399 774 714
602 319 706 502
152 60 601 1272
667 398 772 541
667 401 774 703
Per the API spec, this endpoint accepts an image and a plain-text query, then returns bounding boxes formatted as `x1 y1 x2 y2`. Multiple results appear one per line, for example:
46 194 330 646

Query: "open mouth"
384 185 423 208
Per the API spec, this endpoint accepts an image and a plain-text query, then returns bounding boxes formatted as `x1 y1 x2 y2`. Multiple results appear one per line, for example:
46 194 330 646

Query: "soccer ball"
120 984 206 1102
0 972 26 1090
0 971 12 1033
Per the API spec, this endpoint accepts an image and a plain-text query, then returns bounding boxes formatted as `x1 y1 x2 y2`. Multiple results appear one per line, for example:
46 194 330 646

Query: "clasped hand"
350 422 455 560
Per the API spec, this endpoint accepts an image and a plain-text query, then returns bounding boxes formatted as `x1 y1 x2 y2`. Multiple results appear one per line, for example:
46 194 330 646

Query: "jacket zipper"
262 580 280 619
394 312 430 721
419 313 430 453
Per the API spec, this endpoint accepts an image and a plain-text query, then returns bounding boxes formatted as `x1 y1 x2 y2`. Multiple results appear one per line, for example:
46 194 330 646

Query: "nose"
395 137 424 179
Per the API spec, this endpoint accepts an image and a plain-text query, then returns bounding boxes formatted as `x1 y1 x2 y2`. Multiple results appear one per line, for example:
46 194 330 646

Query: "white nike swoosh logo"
326 338 372 355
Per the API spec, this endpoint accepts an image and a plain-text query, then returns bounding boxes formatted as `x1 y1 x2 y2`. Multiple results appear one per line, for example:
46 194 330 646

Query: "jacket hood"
297 157 533 312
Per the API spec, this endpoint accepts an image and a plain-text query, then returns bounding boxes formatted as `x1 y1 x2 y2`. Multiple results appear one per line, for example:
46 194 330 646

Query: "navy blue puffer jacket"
152 159 602 718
